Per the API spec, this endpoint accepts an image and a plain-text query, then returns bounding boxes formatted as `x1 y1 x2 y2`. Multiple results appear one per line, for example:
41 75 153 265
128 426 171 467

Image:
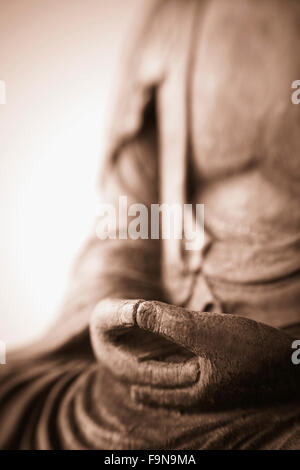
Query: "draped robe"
1 0 300 449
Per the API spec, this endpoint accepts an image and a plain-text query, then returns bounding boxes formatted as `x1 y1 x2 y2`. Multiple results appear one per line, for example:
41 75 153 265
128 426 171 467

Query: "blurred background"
0 0 139 347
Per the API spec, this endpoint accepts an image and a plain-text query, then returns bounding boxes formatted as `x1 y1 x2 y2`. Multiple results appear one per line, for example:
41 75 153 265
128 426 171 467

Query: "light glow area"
0 0 138 347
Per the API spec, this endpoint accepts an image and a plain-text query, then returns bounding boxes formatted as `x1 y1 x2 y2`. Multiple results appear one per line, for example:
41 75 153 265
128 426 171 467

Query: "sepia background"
0 0 140 347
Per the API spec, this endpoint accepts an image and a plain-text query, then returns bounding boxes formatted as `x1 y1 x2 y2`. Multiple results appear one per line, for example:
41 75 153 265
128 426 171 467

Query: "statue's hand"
90 299 300 408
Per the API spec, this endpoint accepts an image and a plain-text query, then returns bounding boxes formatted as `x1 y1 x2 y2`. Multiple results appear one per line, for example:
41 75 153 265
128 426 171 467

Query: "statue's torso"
189 0 300 327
